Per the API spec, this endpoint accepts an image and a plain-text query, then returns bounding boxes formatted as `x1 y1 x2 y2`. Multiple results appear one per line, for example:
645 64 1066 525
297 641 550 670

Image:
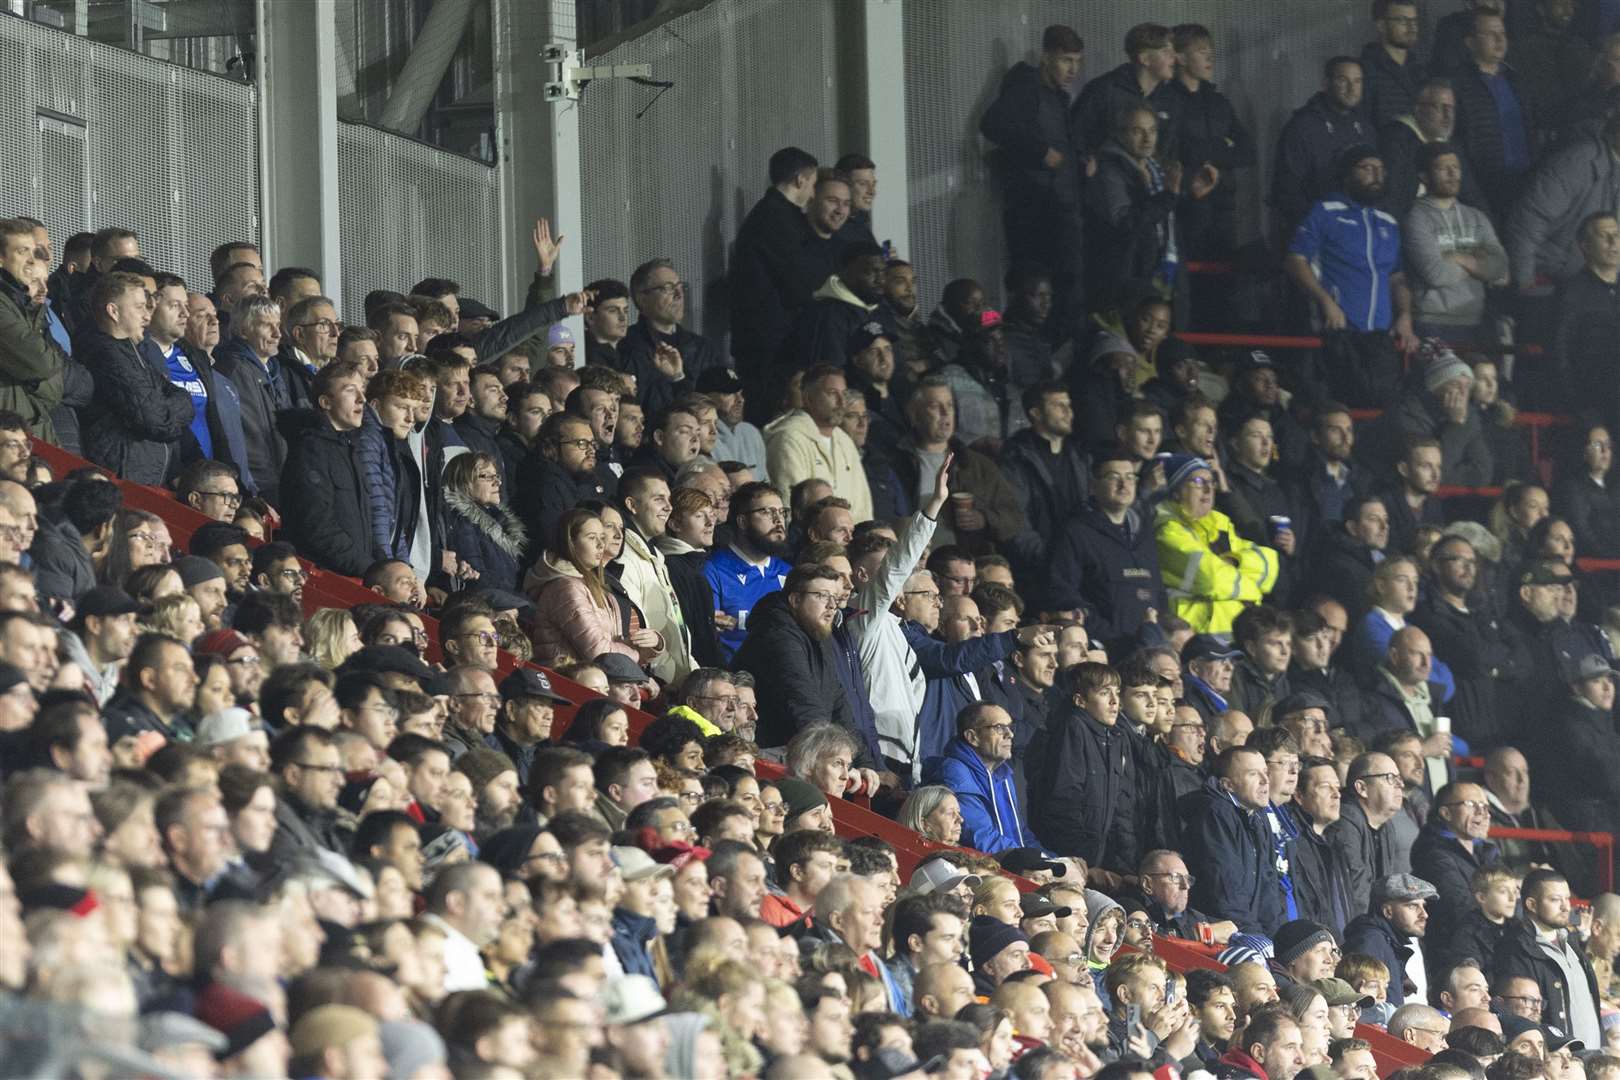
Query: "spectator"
1451 9 1534 220
1219 411 1301 557
617 259 719 417
280 362 371 576
0 218 64 439
980 25 1089 336
1169 24 1256 264
1289 402 1369 543
1227 606 1294 720
1548 212 1620 420
1270 58 1377 238
1380 78 1486 223
931 702 1039 855
1284 145 1415 407
1493 869 1601 1045
1403 146 1508 342
526 508 656 668
1510 119 1620 295
1291 755 1354 935
765 365 872 523
784 242 887 375
1329 752 1408 916
1411 534 1520 751
1362 1 1425 129
1154 454 1279 634
703 480 792 662
1181 745 1284 935
1305 495 1390 619
213 295 293 505
1218 1006 1306 1080
1344 872 1439 1006
1483 747 1574 877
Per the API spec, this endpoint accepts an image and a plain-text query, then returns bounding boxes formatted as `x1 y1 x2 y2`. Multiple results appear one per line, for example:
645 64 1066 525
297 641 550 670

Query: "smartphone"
1127 1004 1143 1030
1165 979 1177 1005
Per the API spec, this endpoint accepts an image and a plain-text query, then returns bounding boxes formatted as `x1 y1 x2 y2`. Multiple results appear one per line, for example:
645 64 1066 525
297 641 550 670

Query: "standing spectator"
1508 118 1620 295
280 362 371 577
619 259 719 418
1001 381 1091 576
1362 1 1425 129
1169 24 1256 264
79 272 195 485
1403 144 1508 341
1085 104 1218 319
1548 212 1620 421
784 242 887 374
1270 58 1377 239
0 218 64 439
1451 9 1534 220
213 295 292 506
730 147 819 418
1075 23 1182 161
998 270 1059 427
1181 745 1285 935
1291 755 1354 935
1284 146 1416 407
765 366 873 523
980 24 1089 337
1381 79 1484 223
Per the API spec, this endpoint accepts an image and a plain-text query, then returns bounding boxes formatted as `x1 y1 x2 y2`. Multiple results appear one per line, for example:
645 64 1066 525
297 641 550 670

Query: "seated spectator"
1289 755 1354 935
1305 495 1391 620
525 508 659 668
1329 751 1409 917
1367 347 1495 489
618 258 720 417
1219 412 1301 560
703 480 792 662
1553 422 1620 558
1483 747 1575 878
1216 1005 1307 1080
764 365 873 523
1181 745 1284 935
1227 606 1294 720
760 829 843 930
929 702 1040 855
1154 454 1279 634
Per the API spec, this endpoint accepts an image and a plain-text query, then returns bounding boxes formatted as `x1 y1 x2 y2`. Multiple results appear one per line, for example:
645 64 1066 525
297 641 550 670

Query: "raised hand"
533 217 565 276
652 341 684 380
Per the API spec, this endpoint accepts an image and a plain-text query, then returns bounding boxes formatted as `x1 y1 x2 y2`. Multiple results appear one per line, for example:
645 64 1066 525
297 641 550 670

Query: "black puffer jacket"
1452 62 1535 218
77 329 194 484
443 490 528 592
1046 501 1165 653
980 60 1086 206
1269 93 1375 234
1179 775 1285 935
1027 697 1140 872
279 413 373 577
730 590 855 751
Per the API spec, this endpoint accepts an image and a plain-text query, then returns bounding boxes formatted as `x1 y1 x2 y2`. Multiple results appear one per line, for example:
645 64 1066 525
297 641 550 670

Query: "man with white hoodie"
1403 142 1507 341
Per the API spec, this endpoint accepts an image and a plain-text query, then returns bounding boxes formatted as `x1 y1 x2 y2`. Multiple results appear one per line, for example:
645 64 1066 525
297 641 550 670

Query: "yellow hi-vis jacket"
1154 501 1280 634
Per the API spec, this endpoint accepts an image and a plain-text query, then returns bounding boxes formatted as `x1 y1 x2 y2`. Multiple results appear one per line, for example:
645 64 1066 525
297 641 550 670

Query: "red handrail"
1490 826 1615 893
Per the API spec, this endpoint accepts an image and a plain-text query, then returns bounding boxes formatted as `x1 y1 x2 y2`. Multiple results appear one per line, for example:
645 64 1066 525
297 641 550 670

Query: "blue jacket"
704 547 792 661
610 908 658 979
357 408 423 563
1289 193 1403 331
928 737 1038 854
903 624 1021 770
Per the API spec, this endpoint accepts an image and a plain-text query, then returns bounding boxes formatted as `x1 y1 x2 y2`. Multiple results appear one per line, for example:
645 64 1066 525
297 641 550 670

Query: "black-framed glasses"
297 319 341 333
293 761 344 774
637 280 685 298
1146 871 1195 887
1442 800 1488 812
278 567 310 583
747 506 787 522
553 437 595 451
199 489 242 507
1359 772 1404 787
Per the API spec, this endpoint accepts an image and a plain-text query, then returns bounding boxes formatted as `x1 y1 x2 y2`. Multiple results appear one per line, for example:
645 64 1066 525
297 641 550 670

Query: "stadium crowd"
12 1 1620 1078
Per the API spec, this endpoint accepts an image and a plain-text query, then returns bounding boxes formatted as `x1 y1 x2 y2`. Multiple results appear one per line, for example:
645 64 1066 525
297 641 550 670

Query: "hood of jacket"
764 408 829 443
524 552 586 593
444 489 528 559
812 274 878 312
654 533 706 558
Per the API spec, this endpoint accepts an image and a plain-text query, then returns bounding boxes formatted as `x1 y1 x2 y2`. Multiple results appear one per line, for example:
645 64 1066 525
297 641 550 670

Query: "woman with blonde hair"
525 508 662 666
303 608 362 670
897 785 963 845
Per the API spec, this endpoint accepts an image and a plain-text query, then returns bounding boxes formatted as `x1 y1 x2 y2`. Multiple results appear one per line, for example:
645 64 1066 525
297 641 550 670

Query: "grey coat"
1506 131 1620 288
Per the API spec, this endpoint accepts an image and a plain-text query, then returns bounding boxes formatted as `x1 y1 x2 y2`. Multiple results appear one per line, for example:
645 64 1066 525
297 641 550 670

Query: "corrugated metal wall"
576 0 851 342
0 11 259 292
336 120 502 323
902 0 1376 310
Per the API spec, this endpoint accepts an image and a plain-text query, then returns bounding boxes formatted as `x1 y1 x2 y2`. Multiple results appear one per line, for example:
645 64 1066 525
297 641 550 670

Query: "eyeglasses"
677 790 704 806
1500 994 1543 1008
637 280 685 298
663 820 694 836
1126 917 1153 933
903 590 943 603
128 531 161 546
796 590 841 605
975 723 1013 737
1442 800 1488 812
747 507 787 522
1146 872 1196 887
459 630 499 647
278 567 310 583
525 850 567 866
761 801 786 816
474 471 502 483
1359 772 1404 787
198 489 243 507
227 654 262 667
553 437 595 451
297 319 341 333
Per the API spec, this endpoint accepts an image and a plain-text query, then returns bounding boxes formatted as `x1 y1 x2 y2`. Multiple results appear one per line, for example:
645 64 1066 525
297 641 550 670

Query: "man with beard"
785 242 887 373
766 365 873 522
1285 145 1416 407
514 413 604 554
1380 79 1486 220
1404 146 1507 342
731 565 872 764
704 367 767 482
703 481 794 662
1344 873 1437 1007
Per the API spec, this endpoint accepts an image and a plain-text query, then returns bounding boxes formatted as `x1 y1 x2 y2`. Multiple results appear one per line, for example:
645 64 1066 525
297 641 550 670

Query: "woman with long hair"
304 608 363 670
99 509 170 586
525 508 661 666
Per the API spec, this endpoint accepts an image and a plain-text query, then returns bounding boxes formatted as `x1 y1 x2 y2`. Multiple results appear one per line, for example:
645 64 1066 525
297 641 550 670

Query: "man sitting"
930 703 1041 855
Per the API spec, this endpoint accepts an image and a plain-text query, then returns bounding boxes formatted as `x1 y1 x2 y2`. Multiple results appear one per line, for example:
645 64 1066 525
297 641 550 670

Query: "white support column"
256 0 342 308
491 0 583 313
861 0 910 260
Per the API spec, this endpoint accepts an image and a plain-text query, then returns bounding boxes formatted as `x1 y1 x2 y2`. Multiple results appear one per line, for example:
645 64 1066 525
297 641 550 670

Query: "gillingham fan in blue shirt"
1288 195 1402 331
702 546 793 661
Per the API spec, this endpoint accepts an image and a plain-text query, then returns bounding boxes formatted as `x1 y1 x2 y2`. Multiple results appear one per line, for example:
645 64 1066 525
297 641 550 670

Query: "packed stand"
11 2 1620 1077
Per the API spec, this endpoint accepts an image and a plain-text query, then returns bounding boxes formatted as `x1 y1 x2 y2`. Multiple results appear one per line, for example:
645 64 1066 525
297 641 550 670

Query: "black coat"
1452 62 1535 218
279 416 373 577
661 544 725 669
442 491 528 592
1074 64 1182 163
1360 41 1425 129
1554 471 1620 558
731 590 856 751
1084 145 1181 313
1226 659 1290 722
1289 808 1354 935
1046 501 1165 652
1179 776 1286 935
784 292 878 375
1549 269 1620 420
617 320 723 417
1442 907 1512 978
1026 698 1139 872
1290 664 1373 743
1533 691 1620 839
1269 93 1376 234
1410 822 1502 961
1361 676 1455 795
979 61 1087 207
1328 799 1398 917
1221 462 1299 554
1409 590 1525 750
513 453 606 560
76 329 194 485
1343 912 1418 1005
1492 916 1602 1040
999 428 1090 560
729 188 821 363
213 337 288 504
1302 524 1381 620
1377 119 1489 222
1168 77 1256 258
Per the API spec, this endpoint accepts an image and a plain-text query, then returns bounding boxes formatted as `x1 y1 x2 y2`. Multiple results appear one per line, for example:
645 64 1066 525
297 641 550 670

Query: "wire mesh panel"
0 12 258 291
901 0 1373 308
577 0 849 343
336 120 502 323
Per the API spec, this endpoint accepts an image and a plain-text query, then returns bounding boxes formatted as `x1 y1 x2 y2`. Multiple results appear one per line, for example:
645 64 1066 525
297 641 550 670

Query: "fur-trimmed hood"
443 489 528 558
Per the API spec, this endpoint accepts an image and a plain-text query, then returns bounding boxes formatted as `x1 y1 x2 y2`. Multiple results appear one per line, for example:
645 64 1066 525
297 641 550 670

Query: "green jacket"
0 270 65 441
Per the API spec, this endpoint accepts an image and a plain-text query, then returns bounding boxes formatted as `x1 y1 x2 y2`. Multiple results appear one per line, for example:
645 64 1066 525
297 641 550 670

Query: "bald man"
993 981 1054 1048
1450 1006 1502 1034
914 961 977 1021
1484 746 1569 875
